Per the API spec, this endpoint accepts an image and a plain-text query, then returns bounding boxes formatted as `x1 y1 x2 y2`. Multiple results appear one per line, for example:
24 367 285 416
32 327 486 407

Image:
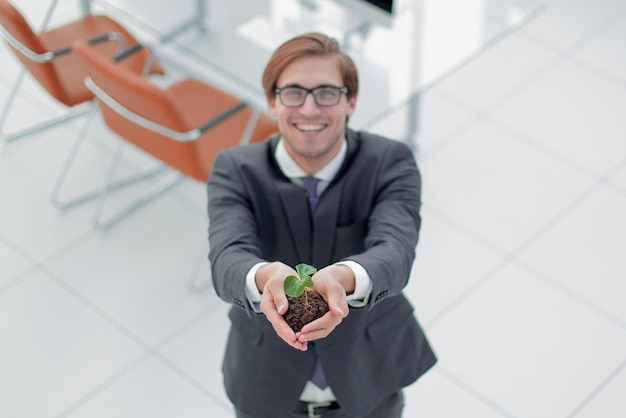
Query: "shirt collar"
275 138 347 183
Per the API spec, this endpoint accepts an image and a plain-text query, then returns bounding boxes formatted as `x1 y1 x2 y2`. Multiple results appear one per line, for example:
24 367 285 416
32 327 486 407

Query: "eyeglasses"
274 86 348 107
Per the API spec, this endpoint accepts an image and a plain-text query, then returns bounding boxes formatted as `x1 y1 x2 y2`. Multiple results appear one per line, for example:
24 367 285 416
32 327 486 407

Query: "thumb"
327 289 347 317
274 291 289 315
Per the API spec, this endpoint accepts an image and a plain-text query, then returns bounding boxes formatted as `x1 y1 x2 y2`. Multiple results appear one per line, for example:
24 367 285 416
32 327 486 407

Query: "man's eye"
284 89 303 98
316 89 337 100
317 88 336 97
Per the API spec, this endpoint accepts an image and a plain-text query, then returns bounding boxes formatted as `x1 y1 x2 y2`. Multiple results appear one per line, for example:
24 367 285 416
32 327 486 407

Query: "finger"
262 297 308 351
326 290 349 318
299 311 343 340
268 314 308 350
266 282 289 315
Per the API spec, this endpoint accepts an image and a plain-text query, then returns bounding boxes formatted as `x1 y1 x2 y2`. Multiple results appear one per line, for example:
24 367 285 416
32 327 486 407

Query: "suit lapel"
312 180 344 265
275 176 311 263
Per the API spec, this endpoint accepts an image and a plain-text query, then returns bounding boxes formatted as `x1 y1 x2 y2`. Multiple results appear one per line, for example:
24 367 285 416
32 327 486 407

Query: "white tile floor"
1 0 626 417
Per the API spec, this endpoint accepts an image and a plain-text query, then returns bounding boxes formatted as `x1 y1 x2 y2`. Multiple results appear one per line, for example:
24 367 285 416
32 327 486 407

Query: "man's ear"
346 95 357 116
268 96 278 117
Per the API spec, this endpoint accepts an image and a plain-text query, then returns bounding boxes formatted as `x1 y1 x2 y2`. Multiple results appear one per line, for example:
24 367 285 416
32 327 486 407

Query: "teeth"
296 124 324 131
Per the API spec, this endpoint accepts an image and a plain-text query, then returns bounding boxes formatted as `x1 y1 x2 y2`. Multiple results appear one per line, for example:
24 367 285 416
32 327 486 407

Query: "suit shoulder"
217 138 273 163
352 130 414 156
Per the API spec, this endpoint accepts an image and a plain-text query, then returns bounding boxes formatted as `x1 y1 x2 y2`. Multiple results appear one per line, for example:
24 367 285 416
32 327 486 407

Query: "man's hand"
258 262 308 351
258 263 353 349
297 264 352 344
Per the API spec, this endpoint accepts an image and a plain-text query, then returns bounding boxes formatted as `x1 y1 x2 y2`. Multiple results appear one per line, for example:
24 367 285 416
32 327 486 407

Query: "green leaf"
284 275 305 297
302 276 313 289
296 263 317 280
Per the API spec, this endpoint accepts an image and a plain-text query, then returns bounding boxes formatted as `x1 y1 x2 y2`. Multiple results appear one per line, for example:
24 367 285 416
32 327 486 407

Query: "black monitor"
334 0 396 27
363 0 394 13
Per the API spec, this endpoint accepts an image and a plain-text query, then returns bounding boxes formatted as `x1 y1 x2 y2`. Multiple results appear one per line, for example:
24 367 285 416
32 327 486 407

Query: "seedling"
282 263 328 332
284 263 317 305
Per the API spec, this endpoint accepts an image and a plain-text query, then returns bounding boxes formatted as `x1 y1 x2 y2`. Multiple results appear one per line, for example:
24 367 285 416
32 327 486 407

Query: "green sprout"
284 263 317 304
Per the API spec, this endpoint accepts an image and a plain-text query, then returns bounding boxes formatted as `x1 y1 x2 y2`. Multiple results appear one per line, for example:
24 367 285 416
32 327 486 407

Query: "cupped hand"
258 262 308 351
297 265 351 343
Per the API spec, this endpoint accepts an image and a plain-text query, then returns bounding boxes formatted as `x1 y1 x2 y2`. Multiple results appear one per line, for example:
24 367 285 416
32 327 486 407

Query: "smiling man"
207 32 436 418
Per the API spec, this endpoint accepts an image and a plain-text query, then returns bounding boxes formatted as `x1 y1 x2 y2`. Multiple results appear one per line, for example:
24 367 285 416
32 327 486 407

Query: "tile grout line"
55 303 230 416
434 365 518 418
46 257 229 414
424 256 511 330
430 82 615 188
423 157 626 330
425 7 626 170
566 358 626 417
486 5 626 113
485 115 604 181
429 52 604 183
0 233 43 296
55 351 155 418
422 205 510 259
359 3 547 133
564 5 626 54
509 156 626 257
513 257 626 331
566 54 626 90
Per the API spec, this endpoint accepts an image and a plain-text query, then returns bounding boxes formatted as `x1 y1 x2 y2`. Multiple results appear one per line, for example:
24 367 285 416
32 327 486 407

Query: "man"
207 32 436 418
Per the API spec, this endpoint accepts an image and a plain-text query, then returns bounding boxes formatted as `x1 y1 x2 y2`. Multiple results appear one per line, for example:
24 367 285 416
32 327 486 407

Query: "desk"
84 0 544 141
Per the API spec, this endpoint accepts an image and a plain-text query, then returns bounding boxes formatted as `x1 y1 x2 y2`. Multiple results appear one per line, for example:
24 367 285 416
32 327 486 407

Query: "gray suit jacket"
207 129 436 417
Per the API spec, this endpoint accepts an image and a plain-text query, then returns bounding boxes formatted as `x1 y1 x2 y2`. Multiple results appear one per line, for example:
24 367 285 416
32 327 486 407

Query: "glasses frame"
274 85 348 107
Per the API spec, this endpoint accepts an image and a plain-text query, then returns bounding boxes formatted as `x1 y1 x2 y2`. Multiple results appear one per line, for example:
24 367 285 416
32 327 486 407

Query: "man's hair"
262 32 359 102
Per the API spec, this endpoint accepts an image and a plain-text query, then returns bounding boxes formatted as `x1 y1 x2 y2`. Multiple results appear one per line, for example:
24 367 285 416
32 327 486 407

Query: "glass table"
83 0 544 140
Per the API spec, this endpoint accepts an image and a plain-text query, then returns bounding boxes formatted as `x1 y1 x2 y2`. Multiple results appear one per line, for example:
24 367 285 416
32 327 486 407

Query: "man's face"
269 55 357 173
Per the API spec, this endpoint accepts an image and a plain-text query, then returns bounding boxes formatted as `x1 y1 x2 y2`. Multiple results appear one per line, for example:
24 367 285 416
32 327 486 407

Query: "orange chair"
58 39 276 230
0 0 164 141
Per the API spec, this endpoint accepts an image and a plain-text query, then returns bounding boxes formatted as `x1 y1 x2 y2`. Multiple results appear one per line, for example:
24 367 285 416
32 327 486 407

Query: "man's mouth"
295 123 325 132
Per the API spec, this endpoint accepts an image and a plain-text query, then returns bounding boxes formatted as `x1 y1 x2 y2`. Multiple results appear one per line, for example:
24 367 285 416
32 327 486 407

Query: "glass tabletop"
88 0 544 133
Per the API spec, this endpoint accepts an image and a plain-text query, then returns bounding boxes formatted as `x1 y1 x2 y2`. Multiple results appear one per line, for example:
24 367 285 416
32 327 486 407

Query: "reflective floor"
1 0 626 417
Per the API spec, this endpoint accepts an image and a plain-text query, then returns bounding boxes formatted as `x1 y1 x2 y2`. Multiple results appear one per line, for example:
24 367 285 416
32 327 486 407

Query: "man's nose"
298 92 322 114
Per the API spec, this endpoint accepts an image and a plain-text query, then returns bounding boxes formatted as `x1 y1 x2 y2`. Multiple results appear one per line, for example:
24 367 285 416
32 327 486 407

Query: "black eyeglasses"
274 86 348 107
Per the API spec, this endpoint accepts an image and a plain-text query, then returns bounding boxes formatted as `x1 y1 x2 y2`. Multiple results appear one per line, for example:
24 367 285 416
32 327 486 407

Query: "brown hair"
262 32 359 101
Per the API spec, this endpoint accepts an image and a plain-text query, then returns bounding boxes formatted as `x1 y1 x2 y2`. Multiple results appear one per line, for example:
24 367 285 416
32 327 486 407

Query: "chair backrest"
0 0 61 96
73 40 190 132
73 39 277 182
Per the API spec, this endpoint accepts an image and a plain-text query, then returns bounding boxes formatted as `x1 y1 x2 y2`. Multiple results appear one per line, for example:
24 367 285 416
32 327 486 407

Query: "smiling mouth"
295 123 326 132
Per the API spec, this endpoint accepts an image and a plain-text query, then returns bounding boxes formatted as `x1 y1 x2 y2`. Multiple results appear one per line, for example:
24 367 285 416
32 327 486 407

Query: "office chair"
0 0 164 142
56 39 277 231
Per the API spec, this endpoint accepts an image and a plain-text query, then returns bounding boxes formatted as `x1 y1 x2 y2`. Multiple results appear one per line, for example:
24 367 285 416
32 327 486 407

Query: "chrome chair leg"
188 242 212 293
50 102 99 208
0 68 91 142
51 102 169 211
92 138 183 230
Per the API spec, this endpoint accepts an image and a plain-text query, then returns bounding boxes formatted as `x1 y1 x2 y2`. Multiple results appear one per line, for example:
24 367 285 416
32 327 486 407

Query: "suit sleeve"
346 140 422 309
207 150 265 315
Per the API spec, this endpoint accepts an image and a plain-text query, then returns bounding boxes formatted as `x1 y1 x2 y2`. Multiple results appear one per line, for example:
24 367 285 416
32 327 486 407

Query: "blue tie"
301 176 328 390
301 176 319 212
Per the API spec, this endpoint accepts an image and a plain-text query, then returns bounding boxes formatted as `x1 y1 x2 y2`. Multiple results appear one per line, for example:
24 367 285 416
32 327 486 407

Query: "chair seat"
38 15 164 106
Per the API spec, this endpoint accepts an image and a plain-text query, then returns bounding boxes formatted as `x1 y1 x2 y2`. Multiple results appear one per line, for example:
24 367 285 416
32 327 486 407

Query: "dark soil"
283 290 329 333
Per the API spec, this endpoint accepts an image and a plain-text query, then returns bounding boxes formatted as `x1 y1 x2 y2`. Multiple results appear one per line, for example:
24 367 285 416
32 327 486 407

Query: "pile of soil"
283 290 329 333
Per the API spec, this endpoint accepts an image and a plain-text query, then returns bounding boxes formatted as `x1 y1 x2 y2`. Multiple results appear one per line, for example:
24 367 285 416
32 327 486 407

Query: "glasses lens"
312 87 340 106
280 88 306 106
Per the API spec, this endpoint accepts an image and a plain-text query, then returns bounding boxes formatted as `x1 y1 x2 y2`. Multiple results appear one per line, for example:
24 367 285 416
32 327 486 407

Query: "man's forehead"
277 55 343 84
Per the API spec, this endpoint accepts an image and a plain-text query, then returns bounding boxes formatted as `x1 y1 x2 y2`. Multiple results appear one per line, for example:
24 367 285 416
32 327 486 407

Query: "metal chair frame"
0 0 127 141
51 45 262 231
